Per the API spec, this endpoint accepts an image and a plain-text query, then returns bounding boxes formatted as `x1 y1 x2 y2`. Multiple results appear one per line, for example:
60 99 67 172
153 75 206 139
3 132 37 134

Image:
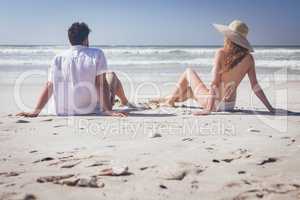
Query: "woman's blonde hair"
223 38 249 71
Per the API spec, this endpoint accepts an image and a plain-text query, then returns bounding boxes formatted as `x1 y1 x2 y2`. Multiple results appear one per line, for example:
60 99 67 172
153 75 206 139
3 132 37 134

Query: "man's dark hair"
68 22 91 45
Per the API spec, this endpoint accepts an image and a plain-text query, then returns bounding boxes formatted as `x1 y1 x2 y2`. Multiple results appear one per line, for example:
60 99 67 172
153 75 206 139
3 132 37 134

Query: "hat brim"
213 24 254 52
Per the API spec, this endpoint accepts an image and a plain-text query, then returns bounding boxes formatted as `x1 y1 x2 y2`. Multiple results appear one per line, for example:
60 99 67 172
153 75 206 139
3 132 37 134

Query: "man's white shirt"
48 45 107 115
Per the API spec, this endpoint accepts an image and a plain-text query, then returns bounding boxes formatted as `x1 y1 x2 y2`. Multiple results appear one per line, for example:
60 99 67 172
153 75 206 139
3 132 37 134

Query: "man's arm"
95 73 127 117
16 82 53 117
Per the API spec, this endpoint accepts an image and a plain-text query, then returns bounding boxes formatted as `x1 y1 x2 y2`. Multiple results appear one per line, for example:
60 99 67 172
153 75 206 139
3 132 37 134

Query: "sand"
0 81 300 200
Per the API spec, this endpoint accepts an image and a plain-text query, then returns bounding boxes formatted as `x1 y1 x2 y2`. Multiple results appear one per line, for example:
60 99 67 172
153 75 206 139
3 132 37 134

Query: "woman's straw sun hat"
213 20 253 52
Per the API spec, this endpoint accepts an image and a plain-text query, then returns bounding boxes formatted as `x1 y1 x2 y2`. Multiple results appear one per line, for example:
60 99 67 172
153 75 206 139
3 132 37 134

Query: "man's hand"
193 109 211 116
16 111 40 118
16 82 52 118
104 111 128 117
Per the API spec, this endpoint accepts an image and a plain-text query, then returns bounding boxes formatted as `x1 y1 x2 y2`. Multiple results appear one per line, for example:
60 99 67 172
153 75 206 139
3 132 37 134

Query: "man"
17 22 129 117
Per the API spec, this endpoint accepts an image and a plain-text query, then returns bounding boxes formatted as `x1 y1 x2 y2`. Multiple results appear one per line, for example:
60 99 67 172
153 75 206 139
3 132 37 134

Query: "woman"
156 20 274 115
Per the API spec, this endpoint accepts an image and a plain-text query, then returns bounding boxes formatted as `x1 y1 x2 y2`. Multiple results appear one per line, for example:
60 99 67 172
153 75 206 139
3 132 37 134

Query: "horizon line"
0 44 300 47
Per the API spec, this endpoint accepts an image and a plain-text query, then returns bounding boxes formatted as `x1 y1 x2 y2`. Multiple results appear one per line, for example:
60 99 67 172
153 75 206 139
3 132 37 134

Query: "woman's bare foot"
149 97 176 107
159 100 176 107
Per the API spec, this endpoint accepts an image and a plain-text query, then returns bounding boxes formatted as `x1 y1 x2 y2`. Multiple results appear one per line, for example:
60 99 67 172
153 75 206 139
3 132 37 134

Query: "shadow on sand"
228 109 300 116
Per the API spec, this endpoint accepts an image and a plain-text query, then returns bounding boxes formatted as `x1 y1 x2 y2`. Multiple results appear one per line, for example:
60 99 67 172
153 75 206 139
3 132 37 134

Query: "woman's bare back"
217 50 254 103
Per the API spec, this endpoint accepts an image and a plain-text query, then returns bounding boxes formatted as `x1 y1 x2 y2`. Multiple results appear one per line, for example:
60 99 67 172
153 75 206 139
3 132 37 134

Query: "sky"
0 0 299 46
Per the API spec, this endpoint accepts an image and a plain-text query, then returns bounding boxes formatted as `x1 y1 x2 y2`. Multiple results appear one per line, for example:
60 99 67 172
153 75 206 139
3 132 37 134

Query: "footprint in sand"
182 138 193 142
23 194 37 200
225 179 258 189
60 161 81 168
281 136 296 146
233 183 300 199
49 155 95 166
139 165 156 171
33 157 55 163
257 157 278 165
205 147 214 151
41 119 53 122
105 145 116 148
0 171 21 177
222 158 234 163
148 132 162 138
225 182 242 188
287 139 296 146
232 148 248 155
212 158 235 163
247 128 260 133
233 189 264 199
58 155 73 159
212 148 253 164
16 119 30 123
5 183 16 187
232 148 252 159
191 180 199 189
0 192 19 200
87 160 109 167
53 125 66 128
37 174 74 183
139 166 148 171
159 184 168 189
160 168 187 181
37 174 105 188
281 136 291 139
98 166 132 176
160 163 204 181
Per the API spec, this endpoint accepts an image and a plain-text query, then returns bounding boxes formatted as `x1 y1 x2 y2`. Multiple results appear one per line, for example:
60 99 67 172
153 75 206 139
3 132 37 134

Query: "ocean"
0 45 300 84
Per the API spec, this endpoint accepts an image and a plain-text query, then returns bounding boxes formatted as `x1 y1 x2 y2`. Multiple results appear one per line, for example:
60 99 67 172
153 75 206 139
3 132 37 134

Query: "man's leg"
105 72 129 106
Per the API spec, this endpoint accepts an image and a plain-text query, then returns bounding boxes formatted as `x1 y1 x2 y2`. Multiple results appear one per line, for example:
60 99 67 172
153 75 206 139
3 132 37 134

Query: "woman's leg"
164 68 209 107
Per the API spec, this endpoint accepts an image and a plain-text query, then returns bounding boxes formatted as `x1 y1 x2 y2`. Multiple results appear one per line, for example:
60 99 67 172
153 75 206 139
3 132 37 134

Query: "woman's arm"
16 82 53 117
247 57 274 112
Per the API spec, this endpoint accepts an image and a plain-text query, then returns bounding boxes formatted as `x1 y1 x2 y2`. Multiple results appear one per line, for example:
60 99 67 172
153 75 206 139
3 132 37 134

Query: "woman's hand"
269 106 275 113
269 108 288 115
193 109 211 116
